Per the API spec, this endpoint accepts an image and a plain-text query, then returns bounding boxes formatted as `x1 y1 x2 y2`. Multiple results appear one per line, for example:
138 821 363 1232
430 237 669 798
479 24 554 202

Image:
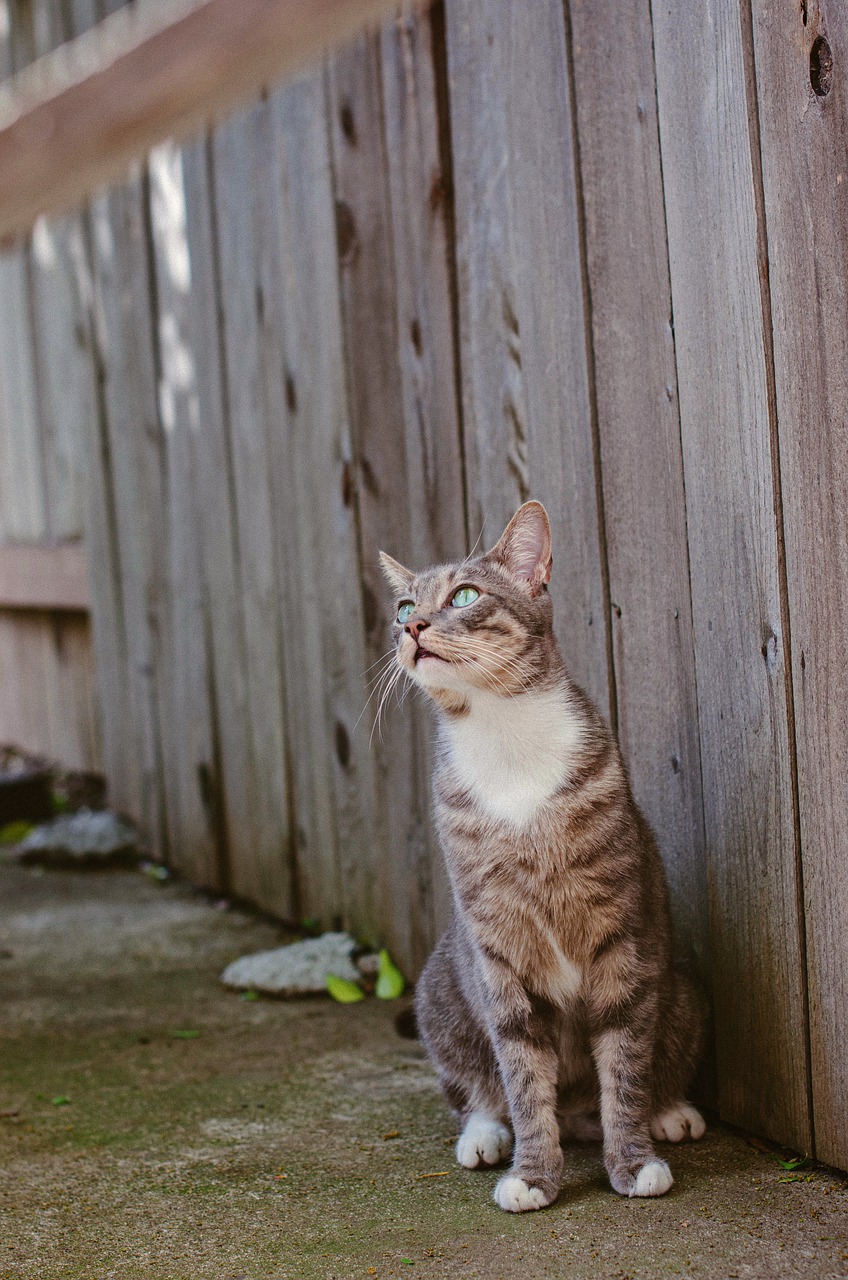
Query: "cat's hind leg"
650 967 707 1144
650 1103 706 1143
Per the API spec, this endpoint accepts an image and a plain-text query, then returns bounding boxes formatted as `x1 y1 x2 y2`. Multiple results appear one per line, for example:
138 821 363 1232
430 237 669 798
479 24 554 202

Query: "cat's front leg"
480 956 563 1212
591 1012 673 1198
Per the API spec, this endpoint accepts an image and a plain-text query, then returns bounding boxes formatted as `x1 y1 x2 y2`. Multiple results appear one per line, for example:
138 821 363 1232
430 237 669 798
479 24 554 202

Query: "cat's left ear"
379 551 415 596
487 501 553 596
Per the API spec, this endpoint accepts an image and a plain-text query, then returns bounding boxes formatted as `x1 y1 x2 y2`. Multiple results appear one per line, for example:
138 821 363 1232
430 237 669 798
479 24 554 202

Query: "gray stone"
220 932 360 997
355 951 381 978
18 809 138 866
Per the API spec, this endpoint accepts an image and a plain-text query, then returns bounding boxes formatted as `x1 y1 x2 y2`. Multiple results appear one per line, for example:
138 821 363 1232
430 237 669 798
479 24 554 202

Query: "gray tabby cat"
379 501 705 1213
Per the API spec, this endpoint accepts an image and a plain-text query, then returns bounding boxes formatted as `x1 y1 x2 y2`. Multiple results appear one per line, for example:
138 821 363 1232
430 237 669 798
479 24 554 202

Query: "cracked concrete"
1 861 847 1279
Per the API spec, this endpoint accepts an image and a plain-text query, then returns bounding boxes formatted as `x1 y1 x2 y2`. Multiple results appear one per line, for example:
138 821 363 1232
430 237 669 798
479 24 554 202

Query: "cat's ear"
379 551 415 596
487 501 553 596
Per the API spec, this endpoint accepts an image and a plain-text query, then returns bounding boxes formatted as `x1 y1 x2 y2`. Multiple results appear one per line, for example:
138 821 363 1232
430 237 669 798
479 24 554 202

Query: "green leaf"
171 1029 200 1039
400 1259 414 1266
0 820 34 845
240 990 260 1002
51 1096 71 1106
50 793 72 815
776 1153 809 1171
326 974 364 1003
376 949 405 1000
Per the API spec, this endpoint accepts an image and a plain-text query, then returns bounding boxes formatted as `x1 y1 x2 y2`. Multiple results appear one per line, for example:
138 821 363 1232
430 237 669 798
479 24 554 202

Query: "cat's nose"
405 618 430 641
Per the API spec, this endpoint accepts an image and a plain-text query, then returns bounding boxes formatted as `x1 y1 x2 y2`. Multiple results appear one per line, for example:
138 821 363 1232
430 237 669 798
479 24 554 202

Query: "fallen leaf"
240 991 260 1002
171 1029 200 1039
326 974 365 1003
382 1130 400 1140
376 950 405 1000
51 1096 71 1106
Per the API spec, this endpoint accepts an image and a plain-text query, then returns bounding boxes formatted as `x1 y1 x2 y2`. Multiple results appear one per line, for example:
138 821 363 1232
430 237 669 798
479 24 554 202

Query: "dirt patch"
1 863 847 1279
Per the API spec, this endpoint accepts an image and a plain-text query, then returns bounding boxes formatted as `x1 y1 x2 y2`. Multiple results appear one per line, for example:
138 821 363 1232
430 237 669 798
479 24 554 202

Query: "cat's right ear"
379 551 415 596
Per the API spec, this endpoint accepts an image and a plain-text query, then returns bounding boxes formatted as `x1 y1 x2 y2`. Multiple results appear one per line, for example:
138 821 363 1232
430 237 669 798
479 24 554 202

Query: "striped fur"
379 502 705 1212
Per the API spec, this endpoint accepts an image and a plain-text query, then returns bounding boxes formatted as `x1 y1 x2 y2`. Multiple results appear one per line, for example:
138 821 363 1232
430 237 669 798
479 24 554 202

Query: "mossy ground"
1 862 847 1280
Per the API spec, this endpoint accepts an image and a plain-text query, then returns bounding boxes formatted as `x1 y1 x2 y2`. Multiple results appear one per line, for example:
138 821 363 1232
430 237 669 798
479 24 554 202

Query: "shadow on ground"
1 862 846 1280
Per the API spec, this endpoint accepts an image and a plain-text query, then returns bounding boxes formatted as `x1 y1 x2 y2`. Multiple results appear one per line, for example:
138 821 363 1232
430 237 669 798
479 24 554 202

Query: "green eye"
451 586 479 608
397 601 414 624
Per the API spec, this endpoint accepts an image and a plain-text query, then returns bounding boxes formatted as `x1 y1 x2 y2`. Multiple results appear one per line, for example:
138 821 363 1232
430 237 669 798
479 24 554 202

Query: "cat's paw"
608 1158 674 1197
650 1103 706 1143
456 1115 512 1168
493 1175 553 1213
630 1160 674 1197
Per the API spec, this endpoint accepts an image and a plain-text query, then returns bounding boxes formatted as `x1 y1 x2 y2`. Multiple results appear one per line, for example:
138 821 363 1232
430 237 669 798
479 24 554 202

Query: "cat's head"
379 501 556 708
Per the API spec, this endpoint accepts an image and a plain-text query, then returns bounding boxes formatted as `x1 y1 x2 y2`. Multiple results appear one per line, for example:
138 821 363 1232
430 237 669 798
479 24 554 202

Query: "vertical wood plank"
566 0 708 970
18 0 88 543
444 0 611 717
0 0 47 546
175 133 262 900
209 103 294 917
750 0 848 1168
651 0 811 1148
327 22 456 967
379 2 466 950
147 138 221 888
262 69 379 938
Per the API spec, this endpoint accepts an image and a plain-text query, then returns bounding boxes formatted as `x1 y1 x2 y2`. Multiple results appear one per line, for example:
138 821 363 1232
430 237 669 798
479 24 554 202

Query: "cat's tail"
394 1005 418 1039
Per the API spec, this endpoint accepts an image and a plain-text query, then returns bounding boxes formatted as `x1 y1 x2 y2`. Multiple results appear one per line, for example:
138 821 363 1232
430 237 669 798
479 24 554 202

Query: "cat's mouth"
414 644 448 665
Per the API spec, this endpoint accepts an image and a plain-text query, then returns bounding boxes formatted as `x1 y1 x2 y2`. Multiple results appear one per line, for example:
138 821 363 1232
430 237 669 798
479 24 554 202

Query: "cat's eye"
451 586 480 608
397 601 415 624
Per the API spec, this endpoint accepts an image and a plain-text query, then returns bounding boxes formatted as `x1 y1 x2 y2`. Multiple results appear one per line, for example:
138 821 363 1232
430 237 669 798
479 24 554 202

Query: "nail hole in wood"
811 35 833 96
334 720 351 769
410 318 422 356
285 372 297 413
340 101 357 146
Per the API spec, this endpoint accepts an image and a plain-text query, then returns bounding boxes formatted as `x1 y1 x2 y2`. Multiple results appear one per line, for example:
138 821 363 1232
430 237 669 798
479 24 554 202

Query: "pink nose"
405 618 429 641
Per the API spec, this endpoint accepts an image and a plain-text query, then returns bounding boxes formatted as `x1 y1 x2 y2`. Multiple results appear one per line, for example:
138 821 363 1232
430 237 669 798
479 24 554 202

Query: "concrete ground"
1 861 846 1280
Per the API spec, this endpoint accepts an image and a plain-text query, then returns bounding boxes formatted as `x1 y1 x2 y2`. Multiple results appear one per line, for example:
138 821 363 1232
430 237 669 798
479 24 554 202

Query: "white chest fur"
440 686 585 828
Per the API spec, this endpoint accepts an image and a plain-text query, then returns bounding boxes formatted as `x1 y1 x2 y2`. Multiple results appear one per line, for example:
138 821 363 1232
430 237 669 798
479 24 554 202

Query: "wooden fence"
2 0 847 1171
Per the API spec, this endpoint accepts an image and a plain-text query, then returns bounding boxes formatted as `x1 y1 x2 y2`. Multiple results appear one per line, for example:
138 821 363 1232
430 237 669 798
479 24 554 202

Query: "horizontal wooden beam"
0 543 91 610
0 0 408 243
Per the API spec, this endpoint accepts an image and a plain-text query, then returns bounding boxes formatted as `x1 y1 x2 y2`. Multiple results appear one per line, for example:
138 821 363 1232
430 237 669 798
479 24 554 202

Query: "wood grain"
652 0 812 1149
0 609 100 769
566 0 708 973
0 0 418 241
379 1 465 952
147 137 221 889
750 0 848 1169
0 542 90 610
209 102 294 917
444 0 611 718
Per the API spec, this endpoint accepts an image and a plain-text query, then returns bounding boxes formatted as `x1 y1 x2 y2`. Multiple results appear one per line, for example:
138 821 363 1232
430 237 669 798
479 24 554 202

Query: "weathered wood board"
750 0 848 1169
567 0 708 973
209 103 294 917
652 0 812 1149
379 1 466 948
444 0 611 719
0 609 100 770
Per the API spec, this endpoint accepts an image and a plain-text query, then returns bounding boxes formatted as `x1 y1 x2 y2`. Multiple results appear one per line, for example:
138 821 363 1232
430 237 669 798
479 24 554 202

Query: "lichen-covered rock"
18 810 138 866
220 933 360 997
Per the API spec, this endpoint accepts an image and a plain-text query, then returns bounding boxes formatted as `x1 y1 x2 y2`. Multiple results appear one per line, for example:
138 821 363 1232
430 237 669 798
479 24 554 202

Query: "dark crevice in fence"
739 0 816 1156
429 0 469 556
560 0 617 737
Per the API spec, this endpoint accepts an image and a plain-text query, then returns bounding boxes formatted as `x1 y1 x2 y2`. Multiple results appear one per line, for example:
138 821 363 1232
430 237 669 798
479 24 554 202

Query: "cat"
379 500 705 1213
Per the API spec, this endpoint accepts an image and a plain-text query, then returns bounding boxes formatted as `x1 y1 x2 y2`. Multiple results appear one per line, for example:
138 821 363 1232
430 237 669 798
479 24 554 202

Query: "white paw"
493 1175 550 1213
631 1160 674 1197
456 1114 512 1168
650 1103 706 1143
